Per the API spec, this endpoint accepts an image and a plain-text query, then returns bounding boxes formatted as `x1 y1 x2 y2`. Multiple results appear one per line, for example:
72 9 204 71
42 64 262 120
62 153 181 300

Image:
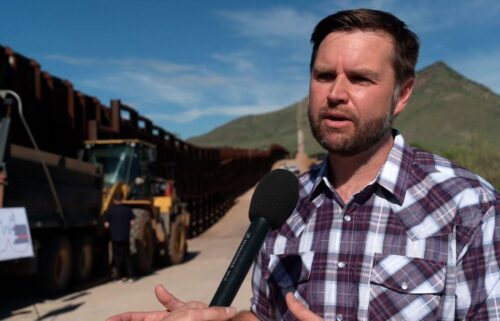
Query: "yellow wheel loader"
83 139 189 274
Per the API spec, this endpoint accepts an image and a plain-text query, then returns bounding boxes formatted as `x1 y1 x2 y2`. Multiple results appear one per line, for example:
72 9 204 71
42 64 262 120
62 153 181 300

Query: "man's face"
309 30 403 156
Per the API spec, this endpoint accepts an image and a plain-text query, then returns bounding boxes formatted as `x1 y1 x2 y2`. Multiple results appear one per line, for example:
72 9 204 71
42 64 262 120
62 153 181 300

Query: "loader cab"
83 139 156 198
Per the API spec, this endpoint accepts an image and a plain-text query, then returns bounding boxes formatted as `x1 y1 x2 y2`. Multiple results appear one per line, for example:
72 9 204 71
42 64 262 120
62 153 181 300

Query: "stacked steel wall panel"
0 45 288 236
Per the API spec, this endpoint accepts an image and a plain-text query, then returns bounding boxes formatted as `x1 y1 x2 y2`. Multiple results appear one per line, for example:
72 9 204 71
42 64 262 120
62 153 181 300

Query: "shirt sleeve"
456 196 500 319
250 244 276 321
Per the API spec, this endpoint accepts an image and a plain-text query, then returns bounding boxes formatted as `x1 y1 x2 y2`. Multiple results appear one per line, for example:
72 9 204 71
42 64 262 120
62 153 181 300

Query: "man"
105 195 136 282
107 8 499 320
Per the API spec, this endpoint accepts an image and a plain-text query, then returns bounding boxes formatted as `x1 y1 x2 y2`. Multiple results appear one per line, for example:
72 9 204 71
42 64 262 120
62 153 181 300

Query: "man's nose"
327 76 348 106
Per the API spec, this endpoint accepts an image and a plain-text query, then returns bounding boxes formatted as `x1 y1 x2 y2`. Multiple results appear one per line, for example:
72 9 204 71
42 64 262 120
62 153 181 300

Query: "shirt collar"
307 158 331 201
377 130 414 205
309 130 414 205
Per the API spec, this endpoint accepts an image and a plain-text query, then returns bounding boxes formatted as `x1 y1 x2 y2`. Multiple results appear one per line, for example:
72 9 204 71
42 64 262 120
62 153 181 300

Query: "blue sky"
1 0 499 139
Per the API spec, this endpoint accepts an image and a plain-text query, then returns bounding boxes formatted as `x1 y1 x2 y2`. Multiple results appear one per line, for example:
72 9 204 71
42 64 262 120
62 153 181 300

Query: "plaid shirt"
251 131 499 321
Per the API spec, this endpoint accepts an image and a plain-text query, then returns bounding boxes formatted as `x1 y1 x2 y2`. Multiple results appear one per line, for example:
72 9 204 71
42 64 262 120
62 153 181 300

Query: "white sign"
0 207 34 262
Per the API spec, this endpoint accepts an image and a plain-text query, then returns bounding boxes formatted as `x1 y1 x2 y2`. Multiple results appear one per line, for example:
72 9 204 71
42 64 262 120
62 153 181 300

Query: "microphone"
210 169 299 307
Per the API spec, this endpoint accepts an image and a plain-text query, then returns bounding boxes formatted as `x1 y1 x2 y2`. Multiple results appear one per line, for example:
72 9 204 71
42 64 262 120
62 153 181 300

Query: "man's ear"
393 77 415 117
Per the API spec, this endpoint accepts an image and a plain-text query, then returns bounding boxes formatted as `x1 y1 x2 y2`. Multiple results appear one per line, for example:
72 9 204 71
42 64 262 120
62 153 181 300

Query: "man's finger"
198 306 237 320
182 301 209 309
154 284 185 311
285 292 323 321
178 306 237 321
105 310 169 321
105 312 129 321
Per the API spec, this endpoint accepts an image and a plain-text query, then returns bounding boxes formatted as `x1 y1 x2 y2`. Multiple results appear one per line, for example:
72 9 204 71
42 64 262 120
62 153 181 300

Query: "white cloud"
45 54 101 66
384 1 500 33
317 0 500 34
42 6 442 129
48 52 308 127
46 55 196 74
113 59 197 74
149 104 281 123
212 52 256 72
217 7 318 45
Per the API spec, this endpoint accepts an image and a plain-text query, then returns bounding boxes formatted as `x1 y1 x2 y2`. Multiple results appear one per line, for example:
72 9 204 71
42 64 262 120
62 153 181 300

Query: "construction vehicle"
0 91 188 294
0 90 106 295
82 139 189 273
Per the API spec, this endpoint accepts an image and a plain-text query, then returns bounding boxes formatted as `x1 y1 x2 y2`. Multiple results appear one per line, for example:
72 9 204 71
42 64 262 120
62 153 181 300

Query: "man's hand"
285 292 324 321
106 285 237 321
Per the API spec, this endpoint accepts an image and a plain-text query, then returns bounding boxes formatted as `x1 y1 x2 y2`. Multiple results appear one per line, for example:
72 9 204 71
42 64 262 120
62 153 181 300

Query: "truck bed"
3 144 102 228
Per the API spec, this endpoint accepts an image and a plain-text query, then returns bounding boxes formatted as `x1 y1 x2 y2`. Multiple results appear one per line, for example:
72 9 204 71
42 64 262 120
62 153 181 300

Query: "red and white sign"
0 207 34 262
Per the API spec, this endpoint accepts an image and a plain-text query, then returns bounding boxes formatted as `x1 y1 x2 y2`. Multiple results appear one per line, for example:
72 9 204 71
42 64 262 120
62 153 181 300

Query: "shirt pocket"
266 251 314 292
264 251 314 319
369 253 446 321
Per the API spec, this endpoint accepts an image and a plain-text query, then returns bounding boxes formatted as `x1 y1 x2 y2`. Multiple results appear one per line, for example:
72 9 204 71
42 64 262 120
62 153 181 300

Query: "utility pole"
296 100 305 157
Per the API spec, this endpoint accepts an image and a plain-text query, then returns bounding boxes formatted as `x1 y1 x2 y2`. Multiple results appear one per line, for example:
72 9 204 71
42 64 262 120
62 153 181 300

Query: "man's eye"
316 73 335 81
351 75 372 84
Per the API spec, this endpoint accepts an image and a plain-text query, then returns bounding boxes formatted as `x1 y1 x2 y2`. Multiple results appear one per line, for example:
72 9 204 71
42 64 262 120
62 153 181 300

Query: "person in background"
107 8 500 320
104 194 136 283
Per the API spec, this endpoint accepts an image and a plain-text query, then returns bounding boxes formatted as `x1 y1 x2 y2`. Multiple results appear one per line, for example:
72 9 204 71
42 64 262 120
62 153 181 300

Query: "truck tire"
36 237 72 295
72 236 93 284
131 209 155 275
168 214 187 265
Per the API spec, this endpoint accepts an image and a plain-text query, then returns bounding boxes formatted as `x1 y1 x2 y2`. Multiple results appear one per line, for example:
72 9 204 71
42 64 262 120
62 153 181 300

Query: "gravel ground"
1 187 256 321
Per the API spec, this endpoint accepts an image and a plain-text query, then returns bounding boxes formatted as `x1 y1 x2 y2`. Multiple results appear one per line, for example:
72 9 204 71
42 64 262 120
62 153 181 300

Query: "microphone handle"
210 217 271 307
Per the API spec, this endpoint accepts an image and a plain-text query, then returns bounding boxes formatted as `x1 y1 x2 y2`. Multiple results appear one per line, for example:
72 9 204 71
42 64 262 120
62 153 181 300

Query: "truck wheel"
168 214 187 265
131 209 155 274
36 237 72 295
72 236 93 284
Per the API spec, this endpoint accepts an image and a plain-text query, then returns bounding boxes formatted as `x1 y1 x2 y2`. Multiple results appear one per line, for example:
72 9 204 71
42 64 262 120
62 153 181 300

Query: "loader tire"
131 209 155 275
155 218 170 267
36 237 72 295
167 214 187 265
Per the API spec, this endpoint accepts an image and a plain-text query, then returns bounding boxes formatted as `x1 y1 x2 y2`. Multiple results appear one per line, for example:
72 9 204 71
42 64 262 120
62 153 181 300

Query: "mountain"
188 62 500 187
394 61 500 150
188 61 500 156
187 97 323 155
187 101 305 151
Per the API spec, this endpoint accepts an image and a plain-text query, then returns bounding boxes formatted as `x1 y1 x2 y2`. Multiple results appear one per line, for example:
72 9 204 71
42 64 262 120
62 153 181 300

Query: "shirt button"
337 261 346 269
344 215 351 222
401 282 409 290
336 314 343 321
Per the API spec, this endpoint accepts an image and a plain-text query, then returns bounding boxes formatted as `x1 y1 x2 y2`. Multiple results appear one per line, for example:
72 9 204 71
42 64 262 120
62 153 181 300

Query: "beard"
309 101 396 157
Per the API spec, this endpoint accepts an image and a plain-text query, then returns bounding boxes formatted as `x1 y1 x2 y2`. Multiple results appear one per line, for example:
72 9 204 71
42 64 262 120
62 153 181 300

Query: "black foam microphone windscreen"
249 168 300 228
210 169 299 307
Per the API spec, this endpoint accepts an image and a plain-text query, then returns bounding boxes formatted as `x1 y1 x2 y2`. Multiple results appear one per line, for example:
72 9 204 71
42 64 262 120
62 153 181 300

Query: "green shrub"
439 135 500 189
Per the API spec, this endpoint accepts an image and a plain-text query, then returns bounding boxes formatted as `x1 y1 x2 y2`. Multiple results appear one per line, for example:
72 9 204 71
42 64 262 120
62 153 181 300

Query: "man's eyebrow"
312 65 334 73
312 66 380 79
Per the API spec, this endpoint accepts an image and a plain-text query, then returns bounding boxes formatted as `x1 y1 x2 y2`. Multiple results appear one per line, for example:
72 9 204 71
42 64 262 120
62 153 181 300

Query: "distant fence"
0 45 289 236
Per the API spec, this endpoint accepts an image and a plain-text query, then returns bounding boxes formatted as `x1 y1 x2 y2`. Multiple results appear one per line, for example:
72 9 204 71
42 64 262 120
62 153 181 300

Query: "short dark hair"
310 8 420 85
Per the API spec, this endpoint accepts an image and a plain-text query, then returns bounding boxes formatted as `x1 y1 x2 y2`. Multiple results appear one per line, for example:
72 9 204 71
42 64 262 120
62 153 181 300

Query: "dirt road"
2 187 256 321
